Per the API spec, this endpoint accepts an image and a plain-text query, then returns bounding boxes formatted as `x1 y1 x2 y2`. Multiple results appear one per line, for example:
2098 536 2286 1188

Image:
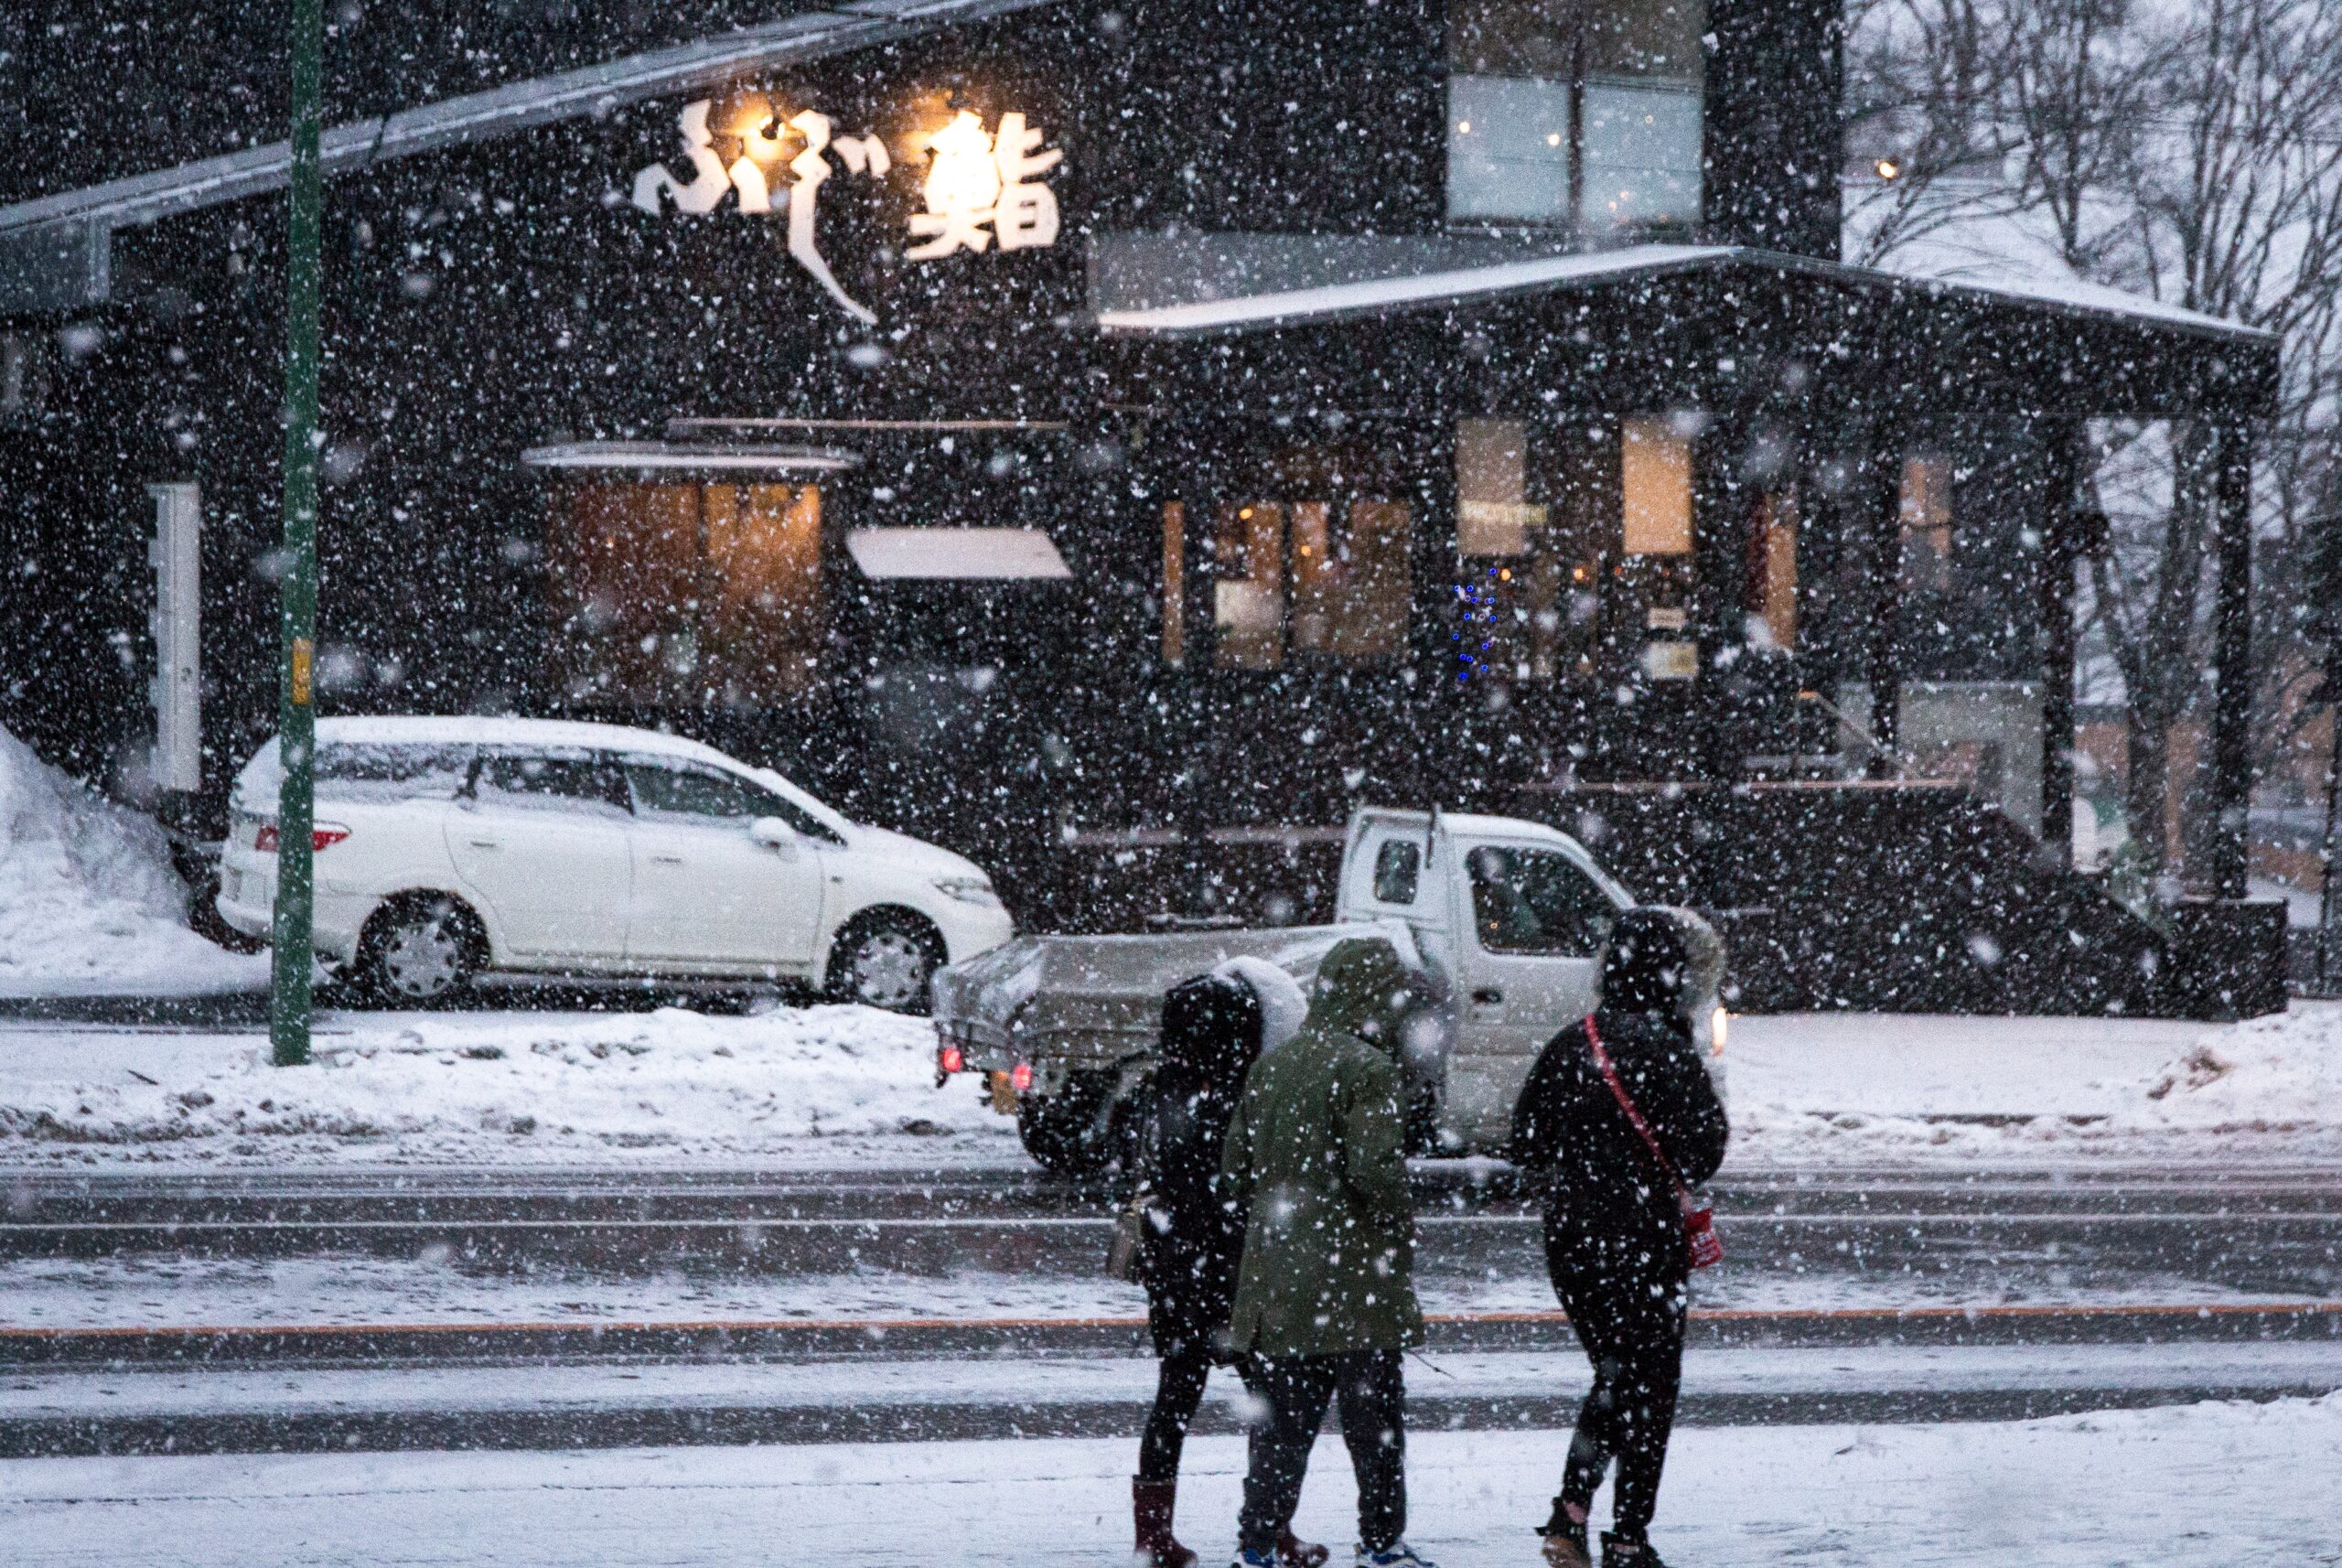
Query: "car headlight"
933 875 1002 909
1710 1005 1729 1058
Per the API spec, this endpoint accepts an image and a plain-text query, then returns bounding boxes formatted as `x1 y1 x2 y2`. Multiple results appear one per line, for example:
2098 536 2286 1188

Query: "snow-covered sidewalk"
3 1396 2336 1565
2 1001 2337 1170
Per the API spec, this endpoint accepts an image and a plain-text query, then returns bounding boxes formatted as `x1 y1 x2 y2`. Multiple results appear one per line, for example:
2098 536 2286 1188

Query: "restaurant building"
0 0 2287 1012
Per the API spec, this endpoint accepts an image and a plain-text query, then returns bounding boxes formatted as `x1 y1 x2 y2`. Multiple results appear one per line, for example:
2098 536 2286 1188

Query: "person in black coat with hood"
1510 908 1730 1568
1130 972 1327 1568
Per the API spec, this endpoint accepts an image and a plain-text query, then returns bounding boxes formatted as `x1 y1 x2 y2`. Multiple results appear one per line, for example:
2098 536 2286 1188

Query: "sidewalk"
5 1003 2338 1171
3 1397 2336 1565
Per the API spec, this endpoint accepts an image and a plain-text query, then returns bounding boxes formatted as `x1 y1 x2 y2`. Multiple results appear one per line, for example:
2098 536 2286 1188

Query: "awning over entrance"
846 527 1073 581
521 442 858 474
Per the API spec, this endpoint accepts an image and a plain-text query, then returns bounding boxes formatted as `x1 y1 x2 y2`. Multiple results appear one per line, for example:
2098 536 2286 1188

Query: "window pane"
1373 839 1423 904
1457 418 1547 557
1580 80 1702 229
1621 417 1693 554
1161 501 1187 666
1213 501 1287 671
1752 490 1799 651
315 745 474 801
1468 844 1616 956
1448 74 1572 224
478 751 629 816
628 760 766 819
544 480 824 706
1900 455 1955 594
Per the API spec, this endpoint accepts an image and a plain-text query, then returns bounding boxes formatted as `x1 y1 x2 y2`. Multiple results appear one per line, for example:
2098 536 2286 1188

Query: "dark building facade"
0 0 2286 1010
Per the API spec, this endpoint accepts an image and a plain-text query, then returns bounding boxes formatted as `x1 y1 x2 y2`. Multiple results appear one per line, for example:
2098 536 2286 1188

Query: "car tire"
1015 1073 1128 1177
825 911 945 1015
352 895 484 1007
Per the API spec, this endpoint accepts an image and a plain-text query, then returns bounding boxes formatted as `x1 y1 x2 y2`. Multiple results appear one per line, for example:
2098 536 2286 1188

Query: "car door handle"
650 854 685 865
1471 987 1504 1005
466 836 501 849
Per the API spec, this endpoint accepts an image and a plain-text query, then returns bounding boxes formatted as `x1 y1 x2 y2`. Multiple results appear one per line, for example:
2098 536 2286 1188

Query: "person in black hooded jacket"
1129 972 1327 1568
1509 908 1730 1568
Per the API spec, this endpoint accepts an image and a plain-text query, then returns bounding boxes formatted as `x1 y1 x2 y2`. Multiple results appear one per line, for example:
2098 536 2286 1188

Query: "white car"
215 716 1015 1009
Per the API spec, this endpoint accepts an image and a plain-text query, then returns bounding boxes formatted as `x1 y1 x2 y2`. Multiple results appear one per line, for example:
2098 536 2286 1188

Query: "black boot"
1600 1532 1671 1568
1536 1498 1591 1568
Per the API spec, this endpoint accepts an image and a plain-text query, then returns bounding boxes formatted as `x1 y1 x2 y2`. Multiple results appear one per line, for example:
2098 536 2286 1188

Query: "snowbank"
0 1004 1011 1166
1 1000 2335 1172
1728 1003 2342 1164
0 728 264 997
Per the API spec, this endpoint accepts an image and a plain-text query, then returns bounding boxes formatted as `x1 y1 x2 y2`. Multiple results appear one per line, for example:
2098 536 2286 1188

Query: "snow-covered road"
3 1397 2336 1565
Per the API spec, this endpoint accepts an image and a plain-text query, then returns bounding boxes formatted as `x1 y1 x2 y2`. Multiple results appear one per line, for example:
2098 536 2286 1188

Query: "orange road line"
1 1302 2336 1341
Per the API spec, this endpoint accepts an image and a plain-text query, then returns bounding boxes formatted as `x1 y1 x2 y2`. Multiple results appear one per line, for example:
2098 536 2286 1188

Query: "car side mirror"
749 816 798 853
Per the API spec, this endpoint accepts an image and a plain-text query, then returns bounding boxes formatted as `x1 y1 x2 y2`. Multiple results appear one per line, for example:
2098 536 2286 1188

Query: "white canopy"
847 527 1072 581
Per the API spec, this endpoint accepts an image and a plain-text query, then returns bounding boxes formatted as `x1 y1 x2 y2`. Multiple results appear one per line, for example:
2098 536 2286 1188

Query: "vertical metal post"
2037 423 2081 870
271 0 324 1069
2208 414 2254 902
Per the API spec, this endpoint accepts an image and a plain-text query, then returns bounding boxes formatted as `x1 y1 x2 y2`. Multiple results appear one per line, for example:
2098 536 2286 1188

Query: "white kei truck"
931 808 1724 1174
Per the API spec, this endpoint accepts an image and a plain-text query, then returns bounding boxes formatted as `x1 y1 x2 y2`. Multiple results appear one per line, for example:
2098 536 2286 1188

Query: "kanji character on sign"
907 110 1063 260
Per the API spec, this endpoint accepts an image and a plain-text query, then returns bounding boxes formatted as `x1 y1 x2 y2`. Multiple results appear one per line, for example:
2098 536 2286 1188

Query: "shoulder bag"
1585 1015 1724 1271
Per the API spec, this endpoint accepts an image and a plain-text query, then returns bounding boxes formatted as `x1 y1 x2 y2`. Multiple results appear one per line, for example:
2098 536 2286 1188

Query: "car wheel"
1015 1074 1124 1177
827 912 944 1014
354 896 483 1006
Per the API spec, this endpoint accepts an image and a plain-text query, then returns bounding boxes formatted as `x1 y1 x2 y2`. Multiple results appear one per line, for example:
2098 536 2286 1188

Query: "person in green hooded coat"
1219 936 1437 1568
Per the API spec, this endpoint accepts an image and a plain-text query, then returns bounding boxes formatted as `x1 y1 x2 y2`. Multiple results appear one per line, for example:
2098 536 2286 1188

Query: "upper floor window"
1448 0 1704 232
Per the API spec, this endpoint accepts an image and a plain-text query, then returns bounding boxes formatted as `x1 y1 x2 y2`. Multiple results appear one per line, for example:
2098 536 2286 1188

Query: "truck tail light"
1009 1061 1034 1093
254 822 350 853
938 1043 964 1076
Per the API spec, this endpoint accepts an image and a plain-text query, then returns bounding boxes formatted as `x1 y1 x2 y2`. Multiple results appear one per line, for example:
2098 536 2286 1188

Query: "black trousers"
1237 1348 1407 1555
1138 1342 1216 1484
1549 1235 1688 1542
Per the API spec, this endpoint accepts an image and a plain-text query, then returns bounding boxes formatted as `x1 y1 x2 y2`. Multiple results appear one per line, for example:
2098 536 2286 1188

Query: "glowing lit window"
544 481 824 704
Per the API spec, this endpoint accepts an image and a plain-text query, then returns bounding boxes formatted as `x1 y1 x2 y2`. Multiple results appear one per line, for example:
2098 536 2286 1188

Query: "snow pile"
0 1004 1009 1165
1727 1004 2342 1165
0 727 264 997
2135 1003 2342 1133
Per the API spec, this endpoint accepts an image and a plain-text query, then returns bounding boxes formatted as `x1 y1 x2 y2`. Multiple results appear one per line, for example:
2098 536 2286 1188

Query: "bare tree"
2074 0 2342 885
1842 0 2017 264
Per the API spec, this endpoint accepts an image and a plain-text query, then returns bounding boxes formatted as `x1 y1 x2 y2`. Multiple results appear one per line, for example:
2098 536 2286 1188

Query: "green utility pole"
270 0 325 1068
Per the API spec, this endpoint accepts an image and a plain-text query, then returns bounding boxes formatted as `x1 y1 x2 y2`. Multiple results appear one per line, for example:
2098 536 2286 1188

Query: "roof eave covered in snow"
0 0 1067 311
1093 242 2275 351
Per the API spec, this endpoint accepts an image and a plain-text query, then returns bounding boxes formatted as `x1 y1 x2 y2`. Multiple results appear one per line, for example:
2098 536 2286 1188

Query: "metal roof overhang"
1095 244 2281 421
0 0 1066 314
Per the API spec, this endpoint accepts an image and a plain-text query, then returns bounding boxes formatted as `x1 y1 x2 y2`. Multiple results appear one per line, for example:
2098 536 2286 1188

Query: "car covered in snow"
216 716 1014 1009
933 807 1726 1172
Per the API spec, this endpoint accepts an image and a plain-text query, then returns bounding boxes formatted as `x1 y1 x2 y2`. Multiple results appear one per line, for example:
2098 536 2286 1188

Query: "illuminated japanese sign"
631 99 1064 324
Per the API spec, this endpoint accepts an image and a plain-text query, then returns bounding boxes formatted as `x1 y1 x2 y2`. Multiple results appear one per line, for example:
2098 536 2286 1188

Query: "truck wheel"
352 895 483 1007
826 911 945 1015
1015 1074 1126 1176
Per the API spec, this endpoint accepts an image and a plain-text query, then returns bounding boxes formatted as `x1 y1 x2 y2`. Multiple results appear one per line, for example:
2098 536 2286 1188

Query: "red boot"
1132 1477 1198 1568
1277 1527 1330 1568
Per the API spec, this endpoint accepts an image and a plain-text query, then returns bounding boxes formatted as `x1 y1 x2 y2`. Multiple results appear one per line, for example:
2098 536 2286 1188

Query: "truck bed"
931 920 1431 1074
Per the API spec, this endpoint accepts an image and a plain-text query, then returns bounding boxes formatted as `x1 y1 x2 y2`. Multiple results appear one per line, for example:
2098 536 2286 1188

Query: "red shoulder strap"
1585 1015 1692 1207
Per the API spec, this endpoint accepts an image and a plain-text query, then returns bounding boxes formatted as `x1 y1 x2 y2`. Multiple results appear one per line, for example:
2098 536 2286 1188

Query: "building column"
1690 413 1748 787
2037 421 2084 870
2209 413 2256 899
1862 420 1903 776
